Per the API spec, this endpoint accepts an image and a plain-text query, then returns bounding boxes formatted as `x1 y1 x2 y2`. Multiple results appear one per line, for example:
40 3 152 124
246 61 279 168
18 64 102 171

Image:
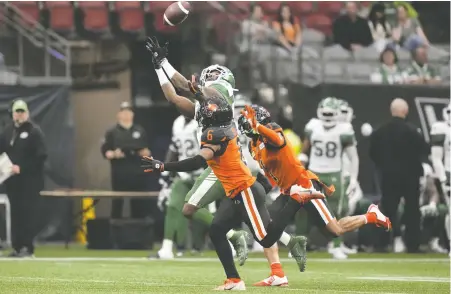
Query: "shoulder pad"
305 118 320 132
201 126 237 145
338 122 355 134
430 121 447 135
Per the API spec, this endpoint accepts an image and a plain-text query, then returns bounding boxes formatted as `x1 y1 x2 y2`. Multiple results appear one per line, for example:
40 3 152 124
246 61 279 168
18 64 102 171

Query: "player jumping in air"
145 36 249 263
239 104 392 260
145 36 311 285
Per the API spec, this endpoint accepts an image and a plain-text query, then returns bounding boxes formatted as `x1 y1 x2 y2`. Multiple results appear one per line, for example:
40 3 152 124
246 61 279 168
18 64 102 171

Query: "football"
163 1 191 26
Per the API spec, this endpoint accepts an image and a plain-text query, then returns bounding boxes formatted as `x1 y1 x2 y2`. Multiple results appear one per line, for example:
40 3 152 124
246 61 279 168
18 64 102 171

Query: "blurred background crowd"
0 1 449 258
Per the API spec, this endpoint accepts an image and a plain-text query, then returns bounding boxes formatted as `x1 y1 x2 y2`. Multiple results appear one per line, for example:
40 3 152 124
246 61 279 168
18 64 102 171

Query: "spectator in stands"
371 47 404 84
239 4 272 53
272 3 302 54
368 3 393 52
403 46 441 85
391 4 430 51
333 1 373 51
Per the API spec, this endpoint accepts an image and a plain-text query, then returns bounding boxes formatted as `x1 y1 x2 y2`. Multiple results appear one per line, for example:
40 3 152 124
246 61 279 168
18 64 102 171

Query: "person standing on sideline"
369 98 429 253
0 99 47 257
101 102 151 219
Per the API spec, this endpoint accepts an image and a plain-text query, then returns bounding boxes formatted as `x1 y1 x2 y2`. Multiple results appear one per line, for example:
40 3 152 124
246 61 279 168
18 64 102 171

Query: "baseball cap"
12 100 28 112
119 101 133 111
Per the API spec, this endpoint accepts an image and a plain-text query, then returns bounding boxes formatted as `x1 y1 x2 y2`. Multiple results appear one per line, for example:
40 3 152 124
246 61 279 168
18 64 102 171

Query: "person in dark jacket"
101 102 151 219
0 99 47 257
369 98 430 253
333 1 374 51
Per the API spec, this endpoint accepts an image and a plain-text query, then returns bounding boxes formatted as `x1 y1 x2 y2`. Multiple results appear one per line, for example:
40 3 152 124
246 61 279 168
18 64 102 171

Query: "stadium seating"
258 2 280 14
11 1 40 28
290 2 314 16
304 13 332 36
148 1 174 13
44 2 74 33
353 46 380 61
302 28 326 45
317 1 343 17
78 1 109 32
114 2 144 32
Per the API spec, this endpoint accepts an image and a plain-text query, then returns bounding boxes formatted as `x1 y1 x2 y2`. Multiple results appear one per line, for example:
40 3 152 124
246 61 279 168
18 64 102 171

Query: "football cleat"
229 231 250 266
254 275 288 287
367 204 392 231
287 235 308 272
393 236 405 253
329 247 348 260
340 243 357 254
155 249 174 260
214 279 246 291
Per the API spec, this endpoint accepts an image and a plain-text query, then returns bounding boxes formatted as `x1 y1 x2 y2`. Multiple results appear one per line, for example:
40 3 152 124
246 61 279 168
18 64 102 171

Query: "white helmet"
199 64 236 89
443 103 451 125
317 97 340 127
337 99 354 123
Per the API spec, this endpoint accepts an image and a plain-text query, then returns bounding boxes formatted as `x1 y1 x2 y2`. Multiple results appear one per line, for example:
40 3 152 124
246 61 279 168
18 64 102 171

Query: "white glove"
346 177 358 196
157 187 171 211
420 202 438 217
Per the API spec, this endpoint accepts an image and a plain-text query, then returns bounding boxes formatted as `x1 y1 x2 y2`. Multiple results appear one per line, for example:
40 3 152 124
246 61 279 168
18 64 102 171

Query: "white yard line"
349 276 450 283
0 276 408 293
0 257 448 263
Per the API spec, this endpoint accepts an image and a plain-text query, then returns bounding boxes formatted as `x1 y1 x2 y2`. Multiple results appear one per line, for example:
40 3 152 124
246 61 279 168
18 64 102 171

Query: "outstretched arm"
255 124 285 147
156 68 196 118
161 59 190 92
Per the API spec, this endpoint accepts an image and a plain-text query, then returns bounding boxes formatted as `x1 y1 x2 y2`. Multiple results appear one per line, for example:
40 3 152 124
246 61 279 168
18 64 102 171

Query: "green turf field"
0 245 448 293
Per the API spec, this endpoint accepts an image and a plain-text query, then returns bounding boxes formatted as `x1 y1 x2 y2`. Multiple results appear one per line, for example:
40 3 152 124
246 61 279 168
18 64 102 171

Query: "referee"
369 98 429 253
101 102 151 219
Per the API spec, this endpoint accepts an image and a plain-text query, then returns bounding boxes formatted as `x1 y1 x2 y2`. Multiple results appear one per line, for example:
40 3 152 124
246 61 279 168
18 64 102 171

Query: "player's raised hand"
141 156 165 173
241 105 258 130
145 36 168 69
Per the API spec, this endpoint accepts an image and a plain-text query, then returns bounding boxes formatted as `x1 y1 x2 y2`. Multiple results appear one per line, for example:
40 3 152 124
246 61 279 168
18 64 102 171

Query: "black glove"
145 36 168 69
256 172 273 194
141 156 164 173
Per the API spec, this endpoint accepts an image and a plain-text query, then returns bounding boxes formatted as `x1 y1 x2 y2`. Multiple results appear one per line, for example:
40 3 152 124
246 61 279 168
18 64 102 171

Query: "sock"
279 232 291 246
270 262 285 278
210 228 240 279
333 237 341 248
365 212 377 224
164 206 179 240
161 239 173 251
226 229 236 240
192 208 214 226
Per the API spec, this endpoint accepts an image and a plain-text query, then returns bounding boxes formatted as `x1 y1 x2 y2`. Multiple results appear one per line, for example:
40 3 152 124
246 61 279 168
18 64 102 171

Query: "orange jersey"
201 126 256 198
250 122 319 192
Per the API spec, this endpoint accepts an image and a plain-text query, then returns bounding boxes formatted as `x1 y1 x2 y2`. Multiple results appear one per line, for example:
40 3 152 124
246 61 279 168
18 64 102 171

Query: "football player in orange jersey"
142 94 325 290
238 105 392 258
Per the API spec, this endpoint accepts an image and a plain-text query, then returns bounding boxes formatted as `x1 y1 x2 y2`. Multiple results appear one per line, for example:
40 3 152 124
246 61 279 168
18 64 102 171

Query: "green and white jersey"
304 118 322 134
306 122 356 173
170 115 203 180
430 121 450 173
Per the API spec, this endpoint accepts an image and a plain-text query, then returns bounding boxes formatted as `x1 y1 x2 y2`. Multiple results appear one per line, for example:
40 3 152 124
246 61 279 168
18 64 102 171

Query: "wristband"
156 68 169 86
162 59 176 79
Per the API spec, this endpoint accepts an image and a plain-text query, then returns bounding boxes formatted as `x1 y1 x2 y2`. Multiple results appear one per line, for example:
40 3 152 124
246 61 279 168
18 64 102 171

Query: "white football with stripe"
163 1 191 26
